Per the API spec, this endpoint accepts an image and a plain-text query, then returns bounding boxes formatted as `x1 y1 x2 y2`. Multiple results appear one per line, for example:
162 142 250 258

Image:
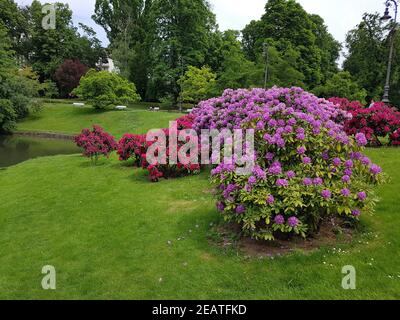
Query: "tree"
242 0 340 89
146 0 217 103
0 99 17 133
93 0 153 98
0 0 29 56
309 14 341 84
313 71 368 103
73 70 141 109
54 60 89 97
211 30 305 91
343 13 391 104
0 27 17 132
17 1 104 81
264 43 306 88
0 25 42 132
214 30 260 91
178 66 216 103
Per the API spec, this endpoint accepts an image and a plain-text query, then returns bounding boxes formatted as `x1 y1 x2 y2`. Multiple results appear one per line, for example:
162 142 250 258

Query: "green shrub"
159 95 175 109
0 99 17 133
313 71 367 104
0 67 43 132
40 80 59 98
73 70 141 109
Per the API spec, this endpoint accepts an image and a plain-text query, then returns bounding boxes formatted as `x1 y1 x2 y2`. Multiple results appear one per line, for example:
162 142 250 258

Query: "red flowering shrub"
327 97 363 112
76 113 199 180
140 127 201 182
329 98 400 146
391 129 400 146
117 134 147 167
176 114 195 129
75 125 117 164
117 113 200 182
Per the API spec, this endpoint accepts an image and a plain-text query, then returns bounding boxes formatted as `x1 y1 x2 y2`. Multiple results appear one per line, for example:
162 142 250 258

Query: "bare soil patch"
210 216 355 257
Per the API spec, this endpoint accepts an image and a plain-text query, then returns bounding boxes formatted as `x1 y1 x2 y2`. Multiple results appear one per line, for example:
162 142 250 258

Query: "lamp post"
381 0 399 104
262 42 269 89
178 55 184 112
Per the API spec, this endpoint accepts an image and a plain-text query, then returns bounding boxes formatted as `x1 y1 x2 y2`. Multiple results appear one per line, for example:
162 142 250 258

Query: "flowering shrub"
328 97 400 146
117 133 147 167
117 114 200 181
140 128 201 182
391 129 400 146
75 125 117 164
194 87 385 241
176 113 196 130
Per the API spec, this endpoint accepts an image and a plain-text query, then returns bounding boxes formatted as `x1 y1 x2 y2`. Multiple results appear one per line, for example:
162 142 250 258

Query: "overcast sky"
15 0 387 56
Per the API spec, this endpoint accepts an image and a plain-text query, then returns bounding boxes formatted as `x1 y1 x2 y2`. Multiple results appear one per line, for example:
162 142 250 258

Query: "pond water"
0 135 80 168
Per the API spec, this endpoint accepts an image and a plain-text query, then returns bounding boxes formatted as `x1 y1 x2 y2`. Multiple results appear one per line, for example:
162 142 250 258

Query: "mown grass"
17 103 182 138
0 103 399 299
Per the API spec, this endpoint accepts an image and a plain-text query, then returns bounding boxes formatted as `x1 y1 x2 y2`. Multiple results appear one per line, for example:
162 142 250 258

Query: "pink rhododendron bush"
193 87 385 241
117 133 147 167
140 127 201 182
75 125 117 164
117 114 200 182
328 97 400 146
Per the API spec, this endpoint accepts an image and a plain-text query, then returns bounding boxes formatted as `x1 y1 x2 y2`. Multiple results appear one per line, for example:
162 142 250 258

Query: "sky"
15 0 387 59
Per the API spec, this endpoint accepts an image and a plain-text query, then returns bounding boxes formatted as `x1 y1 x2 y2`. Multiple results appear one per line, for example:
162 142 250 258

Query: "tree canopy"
242 0 340 89
3 0 399 108
178 66 217 104
343 13 395 104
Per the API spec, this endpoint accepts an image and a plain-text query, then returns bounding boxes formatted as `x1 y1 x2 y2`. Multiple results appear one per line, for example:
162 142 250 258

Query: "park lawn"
17 103 182 138
2 104 400 299
0 147 399 299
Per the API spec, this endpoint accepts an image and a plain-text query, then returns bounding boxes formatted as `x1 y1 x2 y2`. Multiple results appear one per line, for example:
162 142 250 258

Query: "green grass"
1 102 399 299
0 149 399 299
17 103 182 138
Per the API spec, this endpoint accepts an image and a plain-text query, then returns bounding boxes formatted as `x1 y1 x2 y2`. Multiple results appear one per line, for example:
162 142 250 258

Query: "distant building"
96 58 119 73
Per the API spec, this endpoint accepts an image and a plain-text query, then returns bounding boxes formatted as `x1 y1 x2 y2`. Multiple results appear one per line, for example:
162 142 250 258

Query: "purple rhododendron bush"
193 87 386 241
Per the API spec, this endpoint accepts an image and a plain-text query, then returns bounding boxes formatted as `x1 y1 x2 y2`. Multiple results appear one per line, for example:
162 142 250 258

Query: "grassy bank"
17 103 182 138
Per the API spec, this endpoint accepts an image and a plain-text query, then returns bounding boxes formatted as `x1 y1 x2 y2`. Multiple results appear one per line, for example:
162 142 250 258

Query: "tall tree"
309 14 341 83
0 0 28 57
146 0 217 102
242 0 340 89
343 13 390 103
16 1 104 80
214 30 260 91
0 25 43 132
93 0 153 98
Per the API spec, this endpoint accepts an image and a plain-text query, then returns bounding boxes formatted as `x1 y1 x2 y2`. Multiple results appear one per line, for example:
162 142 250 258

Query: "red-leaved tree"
54 59 89 97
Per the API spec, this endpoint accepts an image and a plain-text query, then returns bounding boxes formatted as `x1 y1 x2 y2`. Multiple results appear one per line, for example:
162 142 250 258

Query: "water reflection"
0 135 80 168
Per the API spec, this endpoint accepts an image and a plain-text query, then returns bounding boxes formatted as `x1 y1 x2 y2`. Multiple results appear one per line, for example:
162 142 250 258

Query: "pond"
0 135 80 168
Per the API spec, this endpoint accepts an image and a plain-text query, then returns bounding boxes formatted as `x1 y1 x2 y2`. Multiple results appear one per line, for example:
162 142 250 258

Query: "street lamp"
262 42 269 89
381 0 399 104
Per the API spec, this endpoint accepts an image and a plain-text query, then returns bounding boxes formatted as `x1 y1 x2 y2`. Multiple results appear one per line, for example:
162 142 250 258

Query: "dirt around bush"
209 216 355 257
